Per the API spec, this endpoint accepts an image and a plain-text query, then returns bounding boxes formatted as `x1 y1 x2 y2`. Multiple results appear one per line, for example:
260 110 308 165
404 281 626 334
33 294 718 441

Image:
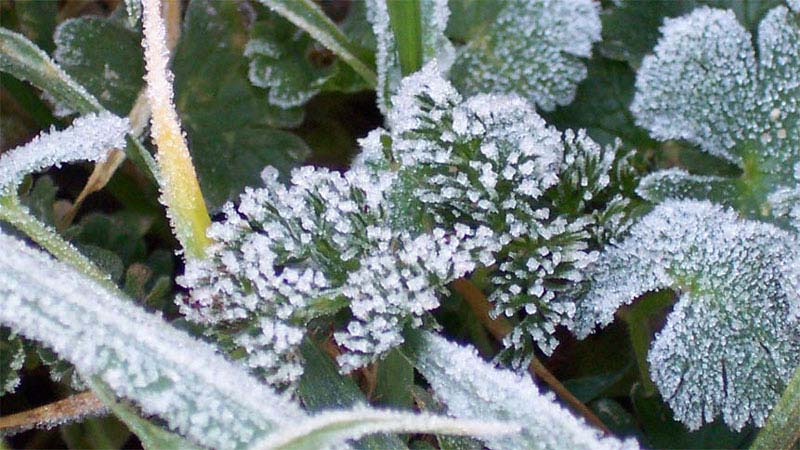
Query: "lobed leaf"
631 5 800 219
571 200 800 430
449 0 600 111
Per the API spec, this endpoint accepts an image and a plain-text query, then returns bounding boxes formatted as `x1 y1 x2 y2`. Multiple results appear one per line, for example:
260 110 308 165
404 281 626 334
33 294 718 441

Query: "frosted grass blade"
253 407 516 450
0 231 306 450
258 0 377 87
403 330 639 450
0 27 103 114
0 112 128 195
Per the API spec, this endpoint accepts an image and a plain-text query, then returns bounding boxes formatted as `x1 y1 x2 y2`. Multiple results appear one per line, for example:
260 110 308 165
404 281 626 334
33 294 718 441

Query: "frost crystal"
450 0 601 111
406 330 639 450
0 112 128 195
0 231 306 450
572 200 800 430
631 6 799 220
356 63 636 358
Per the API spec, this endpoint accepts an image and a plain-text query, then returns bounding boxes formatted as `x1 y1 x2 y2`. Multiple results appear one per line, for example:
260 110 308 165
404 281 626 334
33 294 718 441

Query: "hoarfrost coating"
572 200 800 430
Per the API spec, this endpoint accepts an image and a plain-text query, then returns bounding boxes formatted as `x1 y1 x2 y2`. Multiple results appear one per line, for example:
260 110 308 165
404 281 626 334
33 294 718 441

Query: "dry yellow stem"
142 0 210 259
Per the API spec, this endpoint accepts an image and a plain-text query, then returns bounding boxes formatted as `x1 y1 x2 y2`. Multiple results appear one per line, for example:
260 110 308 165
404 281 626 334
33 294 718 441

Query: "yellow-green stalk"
141 0 210 259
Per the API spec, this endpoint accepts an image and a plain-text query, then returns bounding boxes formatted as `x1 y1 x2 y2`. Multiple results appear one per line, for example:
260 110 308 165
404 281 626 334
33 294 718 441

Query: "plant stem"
141 0 211 260
386 0 423 76
451 278 611 434
0 391 105 436
750 364 800 450
0 195 114 290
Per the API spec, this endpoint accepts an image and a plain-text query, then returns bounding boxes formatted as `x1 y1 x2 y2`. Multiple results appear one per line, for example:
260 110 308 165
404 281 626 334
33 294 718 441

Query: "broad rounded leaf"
572 200 800 430
449 0 601 111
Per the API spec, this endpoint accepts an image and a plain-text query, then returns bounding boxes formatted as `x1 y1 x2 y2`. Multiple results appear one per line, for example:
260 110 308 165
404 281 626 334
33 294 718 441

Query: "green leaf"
298 337 408 450
54 17 145 115
173 0 310 211
543 57 652 147
373 348 414 410
387 0 423 75
0 328 24 394
563 367 630 404
14 0 57 54
0 27 102 115
245 12 370 109
257 0 377 87
751 363 800 450
632 384 753 449
449 0 601 111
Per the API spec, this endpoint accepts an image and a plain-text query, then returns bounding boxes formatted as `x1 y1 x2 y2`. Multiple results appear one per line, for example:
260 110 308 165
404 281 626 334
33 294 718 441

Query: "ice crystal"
0 231 307 450
449 0 601 111
355 63 637 358
0 112 128 195
631 5 799 220
406 330 639 450
572 200 800 430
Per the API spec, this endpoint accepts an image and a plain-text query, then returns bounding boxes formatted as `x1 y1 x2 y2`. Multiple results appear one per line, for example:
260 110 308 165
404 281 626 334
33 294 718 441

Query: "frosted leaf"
335 226 499 371
234 318 306 387
0 329 25 394
571 200 800 430
636 168 739 207
631 5 799 218
245 10 369 109
405 330 640 450
767 162 800 231
0 231 307 449
631 7 758 164
450 0 601 111
0 112 128 195
365 0 453 114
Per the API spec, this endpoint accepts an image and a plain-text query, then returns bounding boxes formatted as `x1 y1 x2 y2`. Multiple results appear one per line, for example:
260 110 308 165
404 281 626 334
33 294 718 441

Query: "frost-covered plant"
449 0 601 111
573 200 800 430
632 5 799 224
3 0 800 448
357 63 640 359
573 2 800 433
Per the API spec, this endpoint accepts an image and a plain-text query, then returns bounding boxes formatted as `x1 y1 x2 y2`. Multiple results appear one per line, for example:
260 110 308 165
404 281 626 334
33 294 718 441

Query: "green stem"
0 195 114 290
387 0 422 76
750 364 800 450
620 291 674 396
